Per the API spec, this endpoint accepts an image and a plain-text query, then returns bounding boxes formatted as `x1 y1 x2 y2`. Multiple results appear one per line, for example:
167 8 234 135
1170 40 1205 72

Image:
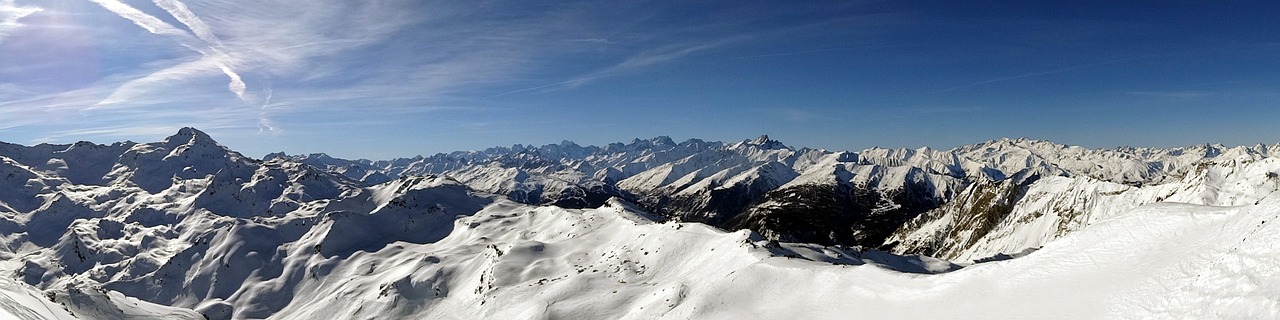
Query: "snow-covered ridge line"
889 156 1280 261
268 131 1279 249
270 135 1280 186
6 127 1274 253
0 127 1277 319
0 128 958 319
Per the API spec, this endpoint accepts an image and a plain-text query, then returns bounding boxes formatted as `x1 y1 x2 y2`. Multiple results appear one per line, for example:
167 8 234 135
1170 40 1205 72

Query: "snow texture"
0 128 1277 319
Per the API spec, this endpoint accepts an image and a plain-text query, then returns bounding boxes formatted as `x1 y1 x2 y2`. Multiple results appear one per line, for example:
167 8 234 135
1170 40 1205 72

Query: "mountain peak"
164 127 217 147
744 134 787 150
308 153 335 160
650 136 676 146
264 152 288 160
175 127 208 138
753 135 771 145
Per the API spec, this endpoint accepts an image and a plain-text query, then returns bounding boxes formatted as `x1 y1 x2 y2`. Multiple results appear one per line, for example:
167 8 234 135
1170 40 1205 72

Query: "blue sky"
1 1 1277 159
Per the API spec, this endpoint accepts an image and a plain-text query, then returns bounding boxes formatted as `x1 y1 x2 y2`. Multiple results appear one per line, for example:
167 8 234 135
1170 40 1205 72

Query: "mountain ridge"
1 127 1278 319
267 130 1280 249
270 134 1280 186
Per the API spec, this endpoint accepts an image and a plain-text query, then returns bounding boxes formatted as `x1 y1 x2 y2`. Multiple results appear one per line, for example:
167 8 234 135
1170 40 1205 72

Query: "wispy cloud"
1126 91 1213 99
34 125 186 143
86 0 188 36
0 0 40 44
491 77 604 98
152 0 219 46
153 0 245 99
88 0 246 103
92 57 219 107
497 34 753 95
3 1 914 152
492 10 915 96
927 57 1141 94
18 1 831 139
44 0 435 138
603 37 749 75
738 46 863 59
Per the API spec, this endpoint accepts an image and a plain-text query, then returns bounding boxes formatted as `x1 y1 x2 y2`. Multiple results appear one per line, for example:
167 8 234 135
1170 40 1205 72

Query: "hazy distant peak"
735 134 787 150
753 134 771 145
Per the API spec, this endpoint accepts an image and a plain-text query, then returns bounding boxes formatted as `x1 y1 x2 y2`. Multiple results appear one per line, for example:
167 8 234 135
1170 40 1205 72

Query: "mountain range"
271 133 1280 258
1 128 1277 319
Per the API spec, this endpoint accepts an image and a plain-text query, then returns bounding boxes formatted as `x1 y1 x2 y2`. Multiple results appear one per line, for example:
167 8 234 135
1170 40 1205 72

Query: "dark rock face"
728 183 942 248
634 180 775 227
545 183 633 209
619 180 945 249
886 179 1030 257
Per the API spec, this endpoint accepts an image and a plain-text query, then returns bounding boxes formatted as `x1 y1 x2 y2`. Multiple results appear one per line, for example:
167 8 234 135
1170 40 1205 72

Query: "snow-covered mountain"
2 128 1278 319
269 135 970 248
273 135 1280 251
888 155 1280 261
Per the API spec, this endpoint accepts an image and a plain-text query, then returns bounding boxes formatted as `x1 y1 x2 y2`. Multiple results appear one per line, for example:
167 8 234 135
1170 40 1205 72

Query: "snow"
1 128 1278 319
0 277 201 320
891 156 1280 262
0 278 75 320
240 192 1280 319
275 135 1277 245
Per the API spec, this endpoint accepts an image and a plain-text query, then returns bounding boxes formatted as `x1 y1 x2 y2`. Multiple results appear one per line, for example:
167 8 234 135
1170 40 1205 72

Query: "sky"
0 0 1278 159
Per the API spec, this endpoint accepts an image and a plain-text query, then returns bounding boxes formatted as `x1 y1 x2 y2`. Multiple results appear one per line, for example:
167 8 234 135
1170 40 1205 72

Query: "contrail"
154 0 247 100
93 58 216 107
489 76 604 98
257 88 279 133
152 0 221 46
86 0 187 36
926 57 1141 94
217 64 247 100
88 0 248 102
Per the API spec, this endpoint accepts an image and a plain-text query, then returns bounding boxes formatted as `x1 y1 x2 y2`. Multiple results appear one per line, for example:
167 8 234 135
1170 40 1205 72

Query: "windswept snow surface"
0 278 75 320
1 128 1278 319
0 278 197 320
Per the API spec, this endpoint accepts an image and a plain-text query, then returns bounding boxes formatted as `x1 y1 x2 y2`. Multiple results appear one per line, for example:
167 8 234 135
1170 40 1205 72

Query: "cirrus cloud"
0 0 40 44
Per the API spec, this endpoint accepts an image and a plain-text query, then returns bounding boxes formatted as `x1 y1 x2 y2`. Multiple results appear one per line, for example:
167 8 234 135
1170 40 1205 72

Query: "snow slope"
153 192 1280 319
1 128 1278 319
0 278 75 320
890 156 1280 261
271 136 972 247
0 277 199 320
276 135 1280 250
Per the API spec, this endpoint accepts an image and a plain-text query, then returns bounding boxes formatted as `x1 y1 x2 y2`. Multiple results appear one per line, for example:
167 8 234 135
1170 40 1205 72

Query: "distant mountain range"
1 128 1277 319
270 133 1280 256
